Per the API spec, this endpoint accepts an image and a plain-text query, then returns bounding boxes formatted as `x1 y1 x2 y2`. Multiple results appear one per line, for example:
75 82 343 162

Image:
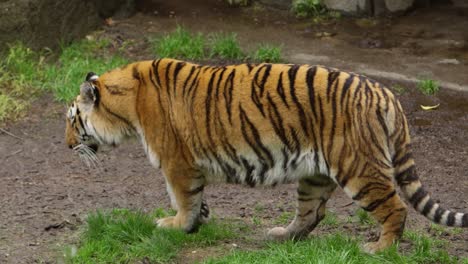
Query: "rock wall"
0 0 135 52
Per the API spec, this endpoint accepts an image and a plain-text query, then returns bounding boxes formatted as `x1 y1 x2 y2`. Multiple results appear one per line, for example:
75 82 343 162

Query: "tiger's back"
65 58 467 254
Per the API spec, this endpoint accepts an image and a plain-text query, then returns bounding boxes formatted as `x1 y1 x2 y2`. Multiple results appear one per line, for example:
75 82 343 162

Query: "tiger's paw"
156 216 178 228
267 227 290 241
362 241 389 254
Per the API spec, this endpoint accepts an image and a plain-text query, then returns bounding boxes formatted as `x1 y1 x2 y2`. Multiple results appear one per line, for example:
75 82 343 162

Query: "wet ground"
1 1 467 263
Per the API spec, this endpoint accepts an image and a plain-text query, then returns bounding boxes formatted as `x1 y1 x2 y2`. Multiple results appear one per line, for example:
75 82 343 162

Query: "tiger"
65 58 467 253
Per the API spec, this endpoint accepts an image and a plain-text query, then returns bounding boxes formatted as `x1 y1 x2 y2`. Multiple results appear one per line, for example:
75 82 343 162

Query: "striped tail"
394 155 468 227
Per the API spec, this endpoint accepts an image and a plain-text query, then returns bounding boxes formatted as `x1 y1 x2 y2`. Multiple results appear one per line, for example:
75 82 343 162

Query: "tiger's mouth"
72 139 101 168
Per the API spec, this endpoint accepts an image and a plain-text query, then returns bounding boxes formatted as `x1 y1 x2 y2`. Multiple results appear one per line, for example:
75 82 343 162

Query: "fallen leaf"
420 104 440 110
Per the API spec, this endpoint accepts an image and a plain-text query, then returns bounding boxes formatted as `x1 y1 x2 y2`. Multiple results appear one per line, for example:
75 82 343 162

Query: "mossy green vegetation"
253 44 283 63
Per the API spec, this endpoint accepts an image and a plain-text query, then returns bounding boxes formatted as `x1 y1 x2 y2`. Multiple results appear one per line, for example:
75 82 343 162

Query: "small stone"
437 59 460 65
191 250 197 254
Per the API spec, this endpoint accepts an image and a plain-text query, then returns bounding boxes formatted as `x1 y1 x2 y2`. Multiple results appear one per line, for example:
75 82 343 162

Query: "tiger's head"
65 70 139 166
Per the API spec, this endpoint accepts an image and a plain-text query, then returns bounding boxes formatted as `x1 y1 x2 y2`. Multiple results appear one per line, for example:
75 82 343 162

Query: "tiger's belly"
196 149 330 186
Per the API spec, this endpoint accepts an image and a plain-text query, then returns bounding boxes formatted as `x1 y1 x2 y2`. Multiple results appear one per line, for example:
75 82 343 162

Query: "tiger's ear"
80 82 99 105
85 72 99 82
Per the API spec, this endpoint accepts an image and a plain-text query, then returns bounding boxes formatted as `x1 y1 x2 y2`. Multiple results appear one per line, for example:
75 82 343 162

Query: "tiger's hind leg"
341 168 408 253
268 175 336 240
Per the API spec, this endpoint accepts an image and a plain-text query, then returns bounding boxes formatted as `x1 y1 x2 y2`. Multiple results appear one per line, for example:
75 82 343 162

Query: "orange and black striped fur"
65 58 467 253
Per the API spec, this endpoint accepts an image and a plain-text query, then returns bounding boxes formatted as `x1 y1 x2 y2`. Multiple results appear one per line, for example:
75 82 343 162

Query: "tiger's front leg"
157 165 206 233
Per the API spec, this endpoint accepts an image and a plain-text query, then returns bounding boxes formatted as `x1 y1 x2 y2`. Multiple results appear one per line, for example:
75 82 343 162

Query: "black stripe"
277 72 289 108
326 70 340 101
186 185 205 196
289 126 301 169
446 212 456 226
421 199 435 216
267 94 291 151
340 74 355 105
152 59 162 87
164 61 174 96
239 106 274 167
132 65 141 81
395 165 418 186
303 177 331 187
251 81 266 117
299 209 314 218
205 68 222 145
172 61 186 96
382 207 406 224
182 66 196 97
186 67 202 99
352 182 389 201
363 190 396 212
434 207 445 224
224 70 235 125
306 67 317 119
394 152 412 166
409 187 427 207
288 65 309 137
241 157 256 187
215 67 227 99
326 73 339 160
254 64 271 97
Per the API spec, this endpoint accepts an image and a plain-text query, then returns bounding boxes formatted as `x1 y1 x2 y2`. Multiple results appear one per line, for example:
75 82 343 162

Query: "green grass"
355 208 376 226
291 0 327 18
0 42 43 122
417 79 440 95
209 33 244 60
319 211 339 227
205 231 459 264
64 209 238 263
153 26 206 60
0 39 128 114
152 26 283 63
45 40 128 102
253 44 282 63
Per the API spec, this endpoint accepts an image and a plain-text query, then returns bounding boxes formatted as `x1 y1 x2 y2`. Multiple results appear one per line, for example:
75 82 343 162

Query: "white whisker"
74 143 102 171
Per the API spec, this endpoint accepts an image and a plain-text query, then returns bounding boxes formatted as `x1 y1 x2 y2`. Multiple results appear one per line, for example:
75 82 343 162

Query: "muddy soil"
1 2 468 263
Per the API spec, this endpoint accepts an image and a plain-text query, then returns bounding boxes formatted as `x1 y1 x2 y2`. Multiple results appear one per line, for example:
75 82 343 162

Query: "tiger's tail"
392 109 467 227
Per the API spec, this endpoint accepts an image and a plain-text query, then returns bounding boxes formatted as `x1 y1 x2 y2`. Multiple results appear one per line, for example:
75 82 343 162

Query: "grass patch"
0 42 44 122
152 26 283 63
355 208 376 226
291 0 327 18
209 33 244 60
417 79 439 95
153 26 206 60
64 209 237 263
274 212 294 225
253 44 282 63
0 39 128 114
319 211 339 227
206 231 460 264
46 40 128 102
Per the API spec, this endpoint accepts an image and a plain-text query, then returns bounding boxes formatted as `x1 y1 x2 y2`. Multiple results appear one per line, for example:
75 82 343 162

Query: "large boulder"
0 0 135 52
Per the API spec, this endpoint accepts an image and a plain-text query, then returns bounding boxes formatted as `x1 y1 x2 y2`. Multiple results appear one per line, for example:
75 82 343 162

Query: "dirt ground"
1 2 467 263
